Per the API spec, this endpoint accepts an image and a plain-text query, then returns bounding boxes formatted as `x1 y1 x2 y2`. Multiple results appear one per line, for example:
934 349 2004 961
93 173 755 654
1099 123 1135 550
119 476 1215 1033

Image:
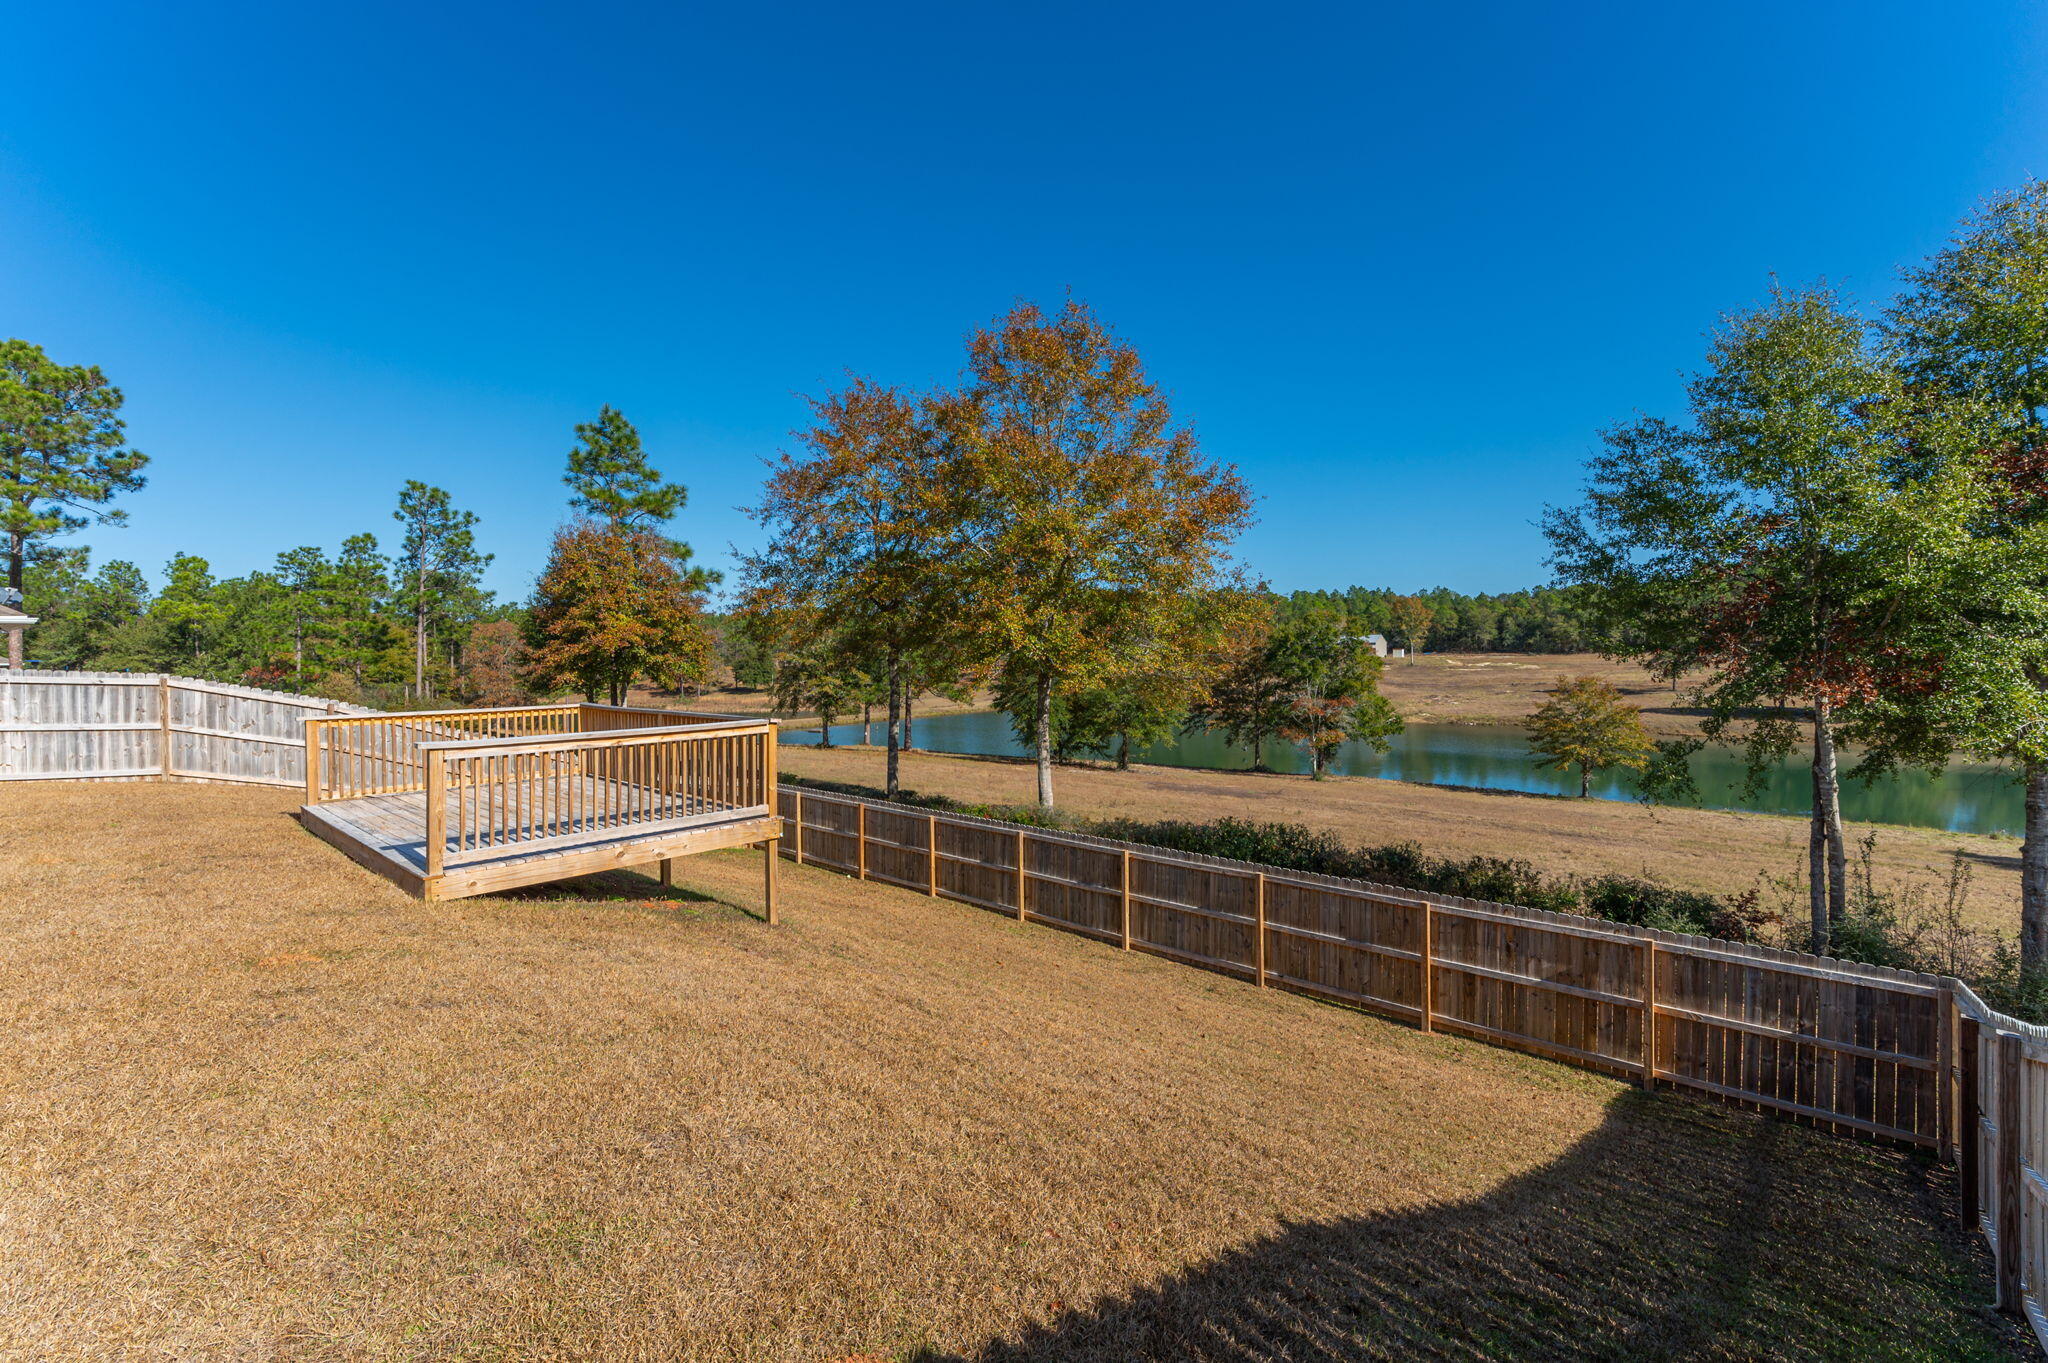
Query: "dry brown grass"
1377 652 1705 735
782 744 2024 939
622 683 990 728
0 781 2026 1360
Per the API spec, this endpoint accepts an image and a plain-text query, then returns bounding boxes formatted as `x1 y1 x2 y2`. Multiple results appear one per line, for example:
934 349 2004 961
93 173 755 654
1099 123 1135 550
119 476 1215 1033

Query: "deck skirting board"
298 793 780 901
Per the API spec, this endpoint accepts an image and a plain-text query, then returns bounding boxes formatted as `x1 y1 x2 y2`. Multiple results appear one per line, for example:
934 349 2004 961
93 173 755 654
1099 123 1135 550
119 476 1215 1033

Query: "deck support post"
763 837 778 925
659 858 673 888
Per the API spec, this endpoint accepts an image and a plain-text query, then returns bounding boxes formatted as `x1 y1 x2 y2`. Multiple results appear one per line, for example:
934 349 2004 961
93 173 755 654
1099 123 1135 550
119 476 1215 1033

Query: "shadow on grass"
485 865 769 923
922 1091 2029 1363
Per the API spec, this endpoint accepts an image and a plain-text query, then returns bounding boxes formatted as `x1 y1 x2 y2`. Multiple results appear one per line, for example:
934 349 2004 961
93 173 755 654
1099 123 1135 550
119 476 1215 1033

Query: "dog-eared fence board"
0 670 372 786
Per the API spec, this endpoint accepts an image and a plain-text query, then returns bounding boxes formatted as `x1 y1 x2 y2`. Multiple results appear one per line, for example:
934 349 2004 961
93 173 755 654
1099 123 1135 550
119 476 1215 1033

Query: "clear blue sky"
4 3 2044 605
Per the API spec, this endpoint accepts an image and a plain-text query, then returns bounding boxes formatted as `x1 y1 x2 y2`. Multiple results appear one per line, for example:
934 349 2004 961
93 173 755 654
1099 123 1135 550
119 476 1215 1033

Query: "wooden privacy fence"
1955 983 2048 1345
778 786 1949 1144
777 783 2048 1345
0 670 371 785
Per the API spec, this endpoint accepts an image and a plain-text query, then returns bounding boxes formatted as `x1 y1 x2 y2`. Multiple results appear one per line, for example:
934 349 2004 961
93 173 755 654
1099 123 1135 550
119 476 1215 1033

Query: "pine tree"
0 340 148 666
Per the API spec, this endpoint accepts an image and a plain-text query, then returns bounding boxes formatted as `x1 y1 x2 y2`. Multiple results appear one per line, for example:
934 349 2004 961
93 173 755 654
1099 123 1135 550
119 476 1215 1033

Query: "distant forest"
1274 585 1600 654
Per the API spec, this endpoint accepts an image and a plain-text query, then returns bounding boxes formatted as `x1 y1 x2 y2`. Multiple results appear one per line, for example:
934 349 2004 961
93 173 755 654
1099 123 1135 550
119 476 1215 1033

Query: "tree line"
1274 584 1601 654
3 349 719 712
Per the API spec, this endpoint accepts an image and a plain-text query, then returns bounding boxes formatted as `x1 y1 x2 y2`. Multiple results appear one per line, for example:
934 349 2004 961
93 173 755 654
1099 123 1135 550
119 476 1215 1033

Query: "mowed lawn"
0 783 2030 1362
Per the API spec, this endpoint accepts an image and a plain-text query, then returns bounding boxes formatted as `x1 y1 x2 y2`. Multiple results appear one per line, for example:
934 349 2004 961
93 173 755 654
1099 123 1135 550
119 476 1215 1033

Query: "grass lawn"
0 781 2031 1361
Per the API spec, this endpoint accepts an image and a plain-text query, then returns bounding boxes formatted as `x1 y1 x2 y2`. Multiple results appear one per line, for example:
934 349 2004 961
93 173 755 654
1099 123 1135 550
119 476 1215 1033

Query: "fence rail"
0 670 372 785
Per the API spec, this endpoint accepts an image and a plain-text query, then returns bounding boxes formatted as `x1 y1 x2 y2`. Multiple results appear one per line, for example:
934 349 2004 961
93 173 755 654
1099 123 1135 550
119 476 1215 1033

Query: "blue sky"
4 3 2044 604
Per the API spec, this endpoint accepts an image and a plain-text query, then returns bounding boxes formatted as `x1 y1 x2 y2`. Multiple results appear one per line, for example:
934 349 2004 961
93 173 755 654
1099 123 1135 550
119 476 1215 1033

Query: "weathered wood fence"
776 783 2048 1347
0 670 371 786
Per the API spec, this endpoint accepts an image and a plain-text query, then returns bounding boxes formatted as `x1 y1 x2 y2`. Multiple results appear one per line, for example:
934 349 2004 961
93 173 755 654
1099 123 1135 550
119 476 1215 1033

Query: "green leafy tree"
392 482 492 698
565 405 686 532
1386 595 1433 660
1546 285 1975 954
0 340 147 665
273 545 332 687
767 632 869 745
326 534 392 688
149 553 224 667
944 299 1255 808
1265 610 1403 777
1881 180 2048 967
1524 676 1655 797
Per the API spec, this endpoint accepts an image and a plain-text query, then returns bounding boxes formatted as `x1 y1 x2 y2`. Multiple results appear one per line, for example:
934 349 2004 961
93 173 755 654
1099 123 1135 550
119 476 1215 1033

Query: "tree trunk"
414 550 428 699
1117 734 1130 771
1815 701 1847 924
2025 762 2048 975
885 656 902 798
862 704 871 746
905 691 915 750
3 532 17 669
818 709 835 748
1580 764 1591 798
1033 672 1054 809
1808 706 1831 955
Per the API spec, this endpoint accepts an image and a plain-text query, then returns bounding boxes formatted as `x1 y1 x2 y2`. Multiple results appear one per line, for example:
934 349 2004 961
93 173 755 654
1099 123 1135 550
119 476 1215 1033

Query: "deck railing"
304 704 580 802
302 701 762 804
420 719 776 873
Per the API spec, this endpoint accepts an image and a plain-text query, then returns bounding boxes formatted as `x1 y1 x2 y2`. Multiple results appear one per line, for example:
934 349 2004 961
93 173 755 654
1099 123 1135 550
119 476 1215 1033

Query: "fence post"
424 748 447 881
304 719 323 804
856 802 867 880
1998 1029 2023 1313
1015 829 1027 921
1253 872 1267 988
158 675 172 780
1641 937 1658 1089
1961 1015 1982 1233
927 813 939 897
1120 850 1133 951
793 790 804 865
1420 900 1435 1034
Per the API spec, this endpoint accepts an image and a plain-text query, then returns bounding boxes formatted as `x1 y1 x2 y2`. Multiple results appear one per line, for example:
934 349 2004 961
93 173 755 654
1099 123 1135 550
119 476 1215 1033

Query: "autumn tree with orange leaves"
741 377 965 796
523 521 713 705
1547 285 1994 955
945 300 1255 809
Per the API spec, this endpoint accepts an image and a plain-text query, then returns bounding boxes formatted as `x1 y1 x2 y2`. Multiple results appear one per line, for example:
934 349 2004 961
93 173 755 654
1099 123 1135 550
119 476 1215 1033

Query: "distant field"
667 654 1710 736
1376 652 1709 735
0 780 2026 1360
780 744 2023 939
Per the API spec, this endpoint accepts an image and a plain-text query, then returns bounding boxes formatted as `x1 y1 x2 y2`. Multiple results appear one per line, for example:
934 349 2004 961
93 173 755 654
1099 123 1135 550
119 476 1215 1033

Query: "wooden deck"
295 702 781 906
301 788 779 901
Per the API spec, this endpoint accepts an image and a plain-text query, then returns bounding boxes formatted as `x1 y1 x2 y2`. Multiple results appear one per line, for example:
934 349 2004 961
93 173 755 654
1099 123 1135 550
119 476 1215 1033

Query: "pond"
781 710 2024 837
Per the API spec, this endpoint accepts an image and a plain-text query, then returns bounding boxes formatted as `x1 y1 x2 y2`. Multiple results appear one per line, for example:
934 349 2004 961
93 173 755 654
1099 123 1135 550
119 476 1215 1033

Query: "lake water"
781 710 2024 837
